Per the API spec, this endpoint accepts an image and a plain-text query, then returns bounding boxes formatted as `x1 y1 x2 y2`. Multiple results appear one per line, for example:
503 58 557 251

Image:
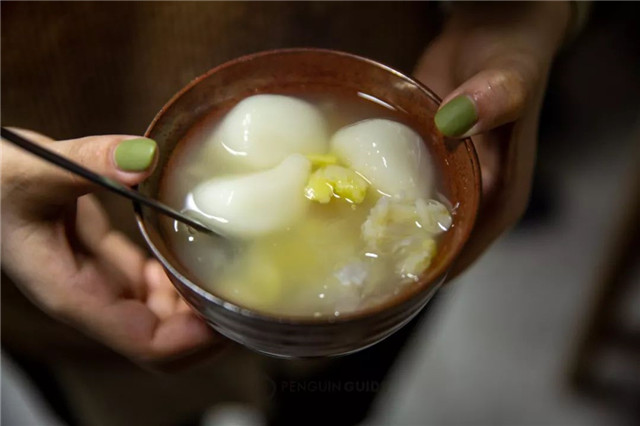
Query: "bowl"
136 48 480 358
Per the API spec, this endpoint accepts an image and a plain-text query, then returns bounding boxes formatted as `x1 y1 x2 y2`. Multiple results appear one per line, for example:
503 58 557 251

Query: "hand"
1 129 219 362
414 2 572 277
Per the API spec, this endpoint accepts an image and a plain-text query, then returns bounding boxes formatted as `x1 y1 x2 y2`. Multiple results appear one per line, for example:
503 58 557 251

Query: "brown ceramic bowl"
136 48 480 358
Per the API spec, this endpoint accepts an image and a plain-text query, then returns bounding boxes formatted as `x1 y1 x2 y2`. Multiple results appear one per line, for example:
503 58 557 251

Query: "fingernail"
434 95 478 137
114 138 157 171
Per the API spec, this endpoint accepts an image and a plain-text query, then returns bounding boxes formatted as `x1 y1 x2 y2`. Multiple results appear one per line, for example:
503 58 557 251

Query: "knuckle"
63 168 88 189
42 293 73 320
476 58 541 128
491 67 529 113
73 139 104 169
467 40 548 128
58 139 108 187
61 137 111 172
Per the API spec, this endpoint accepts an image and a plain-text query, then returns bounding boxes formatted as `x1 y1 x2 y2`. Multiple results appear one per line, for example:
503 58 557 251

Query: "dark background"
2 2 639 426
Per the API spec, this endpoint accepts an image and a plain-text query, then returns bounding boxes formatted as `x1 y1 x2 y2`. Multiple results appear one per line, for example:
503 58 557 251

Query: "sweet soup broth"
160 91 451 317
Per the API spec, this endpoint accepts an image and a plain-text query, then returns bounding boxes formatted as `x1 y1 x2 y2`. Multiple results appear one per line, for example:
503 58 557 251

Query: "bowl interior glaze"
137 48 480 328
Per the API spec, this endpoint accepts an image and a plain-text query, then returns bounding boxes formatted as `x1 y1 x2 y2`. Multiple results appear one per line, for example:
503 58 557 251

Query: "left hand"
414 2 572 277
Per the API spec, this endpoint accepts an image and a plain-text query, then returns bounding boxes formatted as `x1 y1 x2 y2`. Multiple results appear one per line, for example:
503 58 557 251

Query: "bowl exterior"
137 48 480 357
170 269 442 358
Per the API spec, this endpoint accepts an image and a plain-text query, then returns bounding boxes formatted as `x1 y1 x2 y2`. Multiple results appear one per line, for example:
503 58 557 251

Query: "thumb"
433 58 538 138
3 129 158 205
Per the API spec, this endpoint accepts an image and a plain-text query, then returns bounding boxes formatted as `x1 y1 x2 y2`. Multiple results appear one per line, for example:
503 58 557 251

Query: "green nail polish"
434 95 478 137
114 138 157 171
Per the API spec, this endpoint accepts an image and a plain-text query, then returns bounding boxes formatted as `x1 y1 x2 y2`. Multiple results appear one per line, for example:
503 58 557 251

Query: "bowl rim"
137 47 481 325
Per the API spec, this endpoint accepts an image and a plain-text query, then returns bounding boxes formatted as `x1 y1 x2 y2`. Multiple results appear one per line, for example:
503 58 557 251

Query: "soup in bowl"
137 49 480 357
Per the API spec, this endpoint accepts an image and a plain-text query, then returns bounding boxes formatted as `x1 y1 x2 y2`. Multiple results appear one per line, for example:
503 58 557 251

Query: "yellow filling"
306 153 339 168
305 164 369 204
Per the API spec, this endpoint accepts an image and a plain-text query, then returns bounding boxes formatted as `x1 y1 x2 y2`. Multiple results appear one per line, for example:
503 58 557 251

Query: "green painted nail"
114 138 157 171
434 95 478 137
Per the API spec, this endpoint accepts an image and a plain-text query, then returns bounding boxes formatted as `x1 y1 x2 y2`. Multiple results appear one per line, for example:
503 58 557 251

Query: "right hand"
1 129 222 362
414 2 571 277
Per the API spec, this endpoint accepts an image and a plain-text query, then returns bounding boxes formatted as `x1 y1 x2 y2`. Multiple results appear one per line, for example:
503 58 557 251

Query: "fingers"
142 260 220 360
148 311 216 359
83 298 217 362
68 195 147 300
65 261 218 362
2 128 158 207
5 128 56 144
424 3 570 139
434 59 538 138
50 134 158 201
145 260 181 320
